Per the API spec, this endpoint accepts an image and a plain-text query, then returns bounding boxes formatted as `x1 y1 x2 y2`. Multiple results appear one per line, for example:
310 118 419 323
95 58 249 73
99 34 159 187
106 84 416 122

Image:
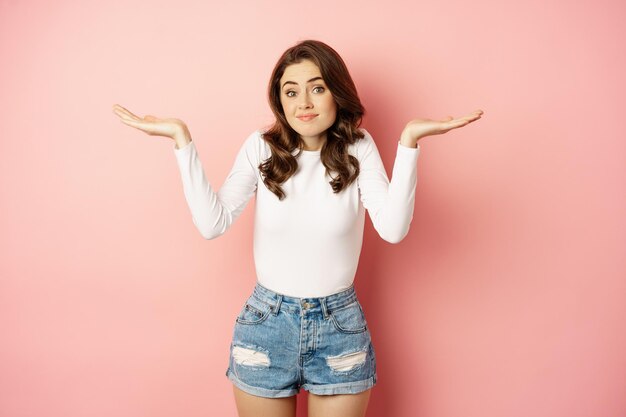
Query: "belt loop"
321 297 330 319
272 294 283 316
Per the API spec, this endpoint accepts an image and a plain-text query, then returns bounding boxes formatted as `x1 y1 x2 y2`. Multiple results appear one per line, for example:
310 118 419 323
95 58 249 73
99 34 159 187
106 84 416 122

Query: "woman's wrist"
399 131 420 148
173 125 192 149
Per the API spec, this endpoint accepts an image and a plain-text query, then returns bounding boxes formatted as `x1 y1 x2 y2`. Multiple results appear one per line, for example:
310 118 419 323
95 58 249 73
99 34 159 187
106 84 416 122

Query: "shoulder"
351 127 377 160
357 127 374 145
248 128 272 162
242 129 264 147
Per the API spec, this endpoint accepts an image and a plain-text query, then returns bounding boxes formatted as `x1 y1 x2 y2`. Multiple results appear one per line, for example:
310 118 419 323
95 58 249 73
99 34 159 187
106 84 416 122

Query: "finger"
457 113 481 123
113 104 142 121
114 109 136 122
119 117 150 130
442 111 482 130
113 106 137 121
458 116 478 123
114 104 137 117
467 110 483 120
458 110 481 118
446 119 470 129
113 104 133 116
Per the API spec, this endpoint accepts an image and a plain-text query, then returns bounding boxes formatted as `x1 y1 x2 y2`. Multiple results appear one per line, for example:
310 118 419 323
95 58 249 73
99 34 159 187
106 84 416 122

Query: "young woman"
113 39 483 417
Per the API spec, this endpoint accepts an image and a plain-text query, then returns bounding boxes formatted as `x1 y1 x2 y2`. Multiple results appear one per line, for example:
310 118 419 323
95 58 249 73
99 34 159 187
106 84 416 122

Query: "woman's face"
279 59 337 145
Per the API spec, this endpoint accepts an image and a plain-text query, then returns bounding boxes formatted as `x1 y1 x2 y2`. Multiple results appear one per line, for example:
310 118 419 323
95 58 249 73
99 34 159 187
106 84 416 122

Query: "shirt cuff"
396 140 421 161
174 140 194 153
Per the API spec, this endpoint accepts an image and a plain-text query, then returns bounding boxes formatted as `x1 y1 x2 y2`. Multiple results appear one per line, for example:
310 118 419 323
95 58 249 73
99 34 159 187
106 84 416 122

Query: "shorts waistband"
251 282 359 317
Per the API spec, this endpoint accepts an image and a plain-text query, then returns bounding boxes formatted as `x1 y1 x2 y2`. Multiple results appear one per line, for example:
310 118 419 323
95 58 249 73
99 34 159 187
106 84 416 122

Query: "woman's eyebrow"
282 76 324 88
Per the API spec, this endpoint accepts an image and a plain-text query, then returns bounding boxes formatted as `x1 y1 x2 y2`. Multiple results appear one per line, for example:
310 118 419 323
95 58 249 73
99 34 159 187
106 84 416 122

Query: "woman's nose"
298 93 312 108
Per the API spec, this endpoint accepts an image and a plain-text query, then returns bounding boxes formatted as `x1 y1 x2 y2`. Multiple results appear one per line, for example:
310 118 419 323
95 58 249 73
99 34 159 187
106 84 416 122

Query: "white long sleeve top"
173 127 421 297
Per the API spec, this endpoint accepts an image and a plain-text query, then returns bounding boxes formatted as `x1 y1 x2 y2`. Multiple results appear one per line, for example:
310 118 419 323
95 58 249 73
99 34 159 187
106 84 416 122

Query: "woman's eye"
285 86 324 97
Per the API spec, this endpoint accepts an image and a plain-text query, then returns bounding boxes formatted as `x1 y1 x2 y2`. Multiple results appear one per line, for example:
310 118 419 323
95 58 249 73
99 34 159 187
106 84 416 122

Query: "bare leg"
232 385 297 417
308 388 372 417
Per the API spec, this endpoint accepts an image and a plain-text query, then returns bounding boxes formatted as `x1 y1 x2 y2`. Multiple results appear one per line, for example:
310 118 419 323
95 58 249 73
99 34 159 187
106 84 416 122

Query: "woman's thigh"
232 385 297 417
307 388 372 417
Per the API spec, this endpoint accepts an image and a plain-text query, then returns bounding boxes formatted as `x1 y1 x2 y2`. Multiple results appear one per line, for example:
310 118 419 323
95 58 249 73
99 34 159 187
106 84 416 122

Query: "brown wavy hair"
259 39 366 200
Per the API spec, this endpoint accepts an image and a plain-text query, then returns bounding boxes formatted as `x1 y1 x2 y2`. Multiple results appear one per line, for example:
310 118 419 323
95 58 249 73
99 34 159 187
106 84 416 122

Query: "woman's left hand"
400 109 484 147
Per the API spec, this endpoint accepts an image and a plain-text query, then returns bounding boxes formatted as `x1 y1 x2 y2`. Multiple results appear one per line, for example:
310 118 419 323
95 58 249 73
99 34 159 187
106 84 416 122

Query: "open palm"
404 109 484 141
112 104 187 139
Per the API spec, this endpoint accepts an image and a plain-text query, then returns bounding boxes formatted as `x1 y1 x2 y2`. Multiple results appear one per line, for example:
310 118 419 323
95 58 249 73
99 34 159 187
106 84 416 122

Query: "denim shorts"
225 281 377 398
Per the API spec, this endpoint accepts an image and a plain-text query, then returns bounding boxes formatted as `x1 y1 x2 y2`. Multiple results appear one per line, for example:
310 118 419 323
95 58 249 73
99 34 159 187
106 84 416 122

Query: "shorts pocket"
235 295 273 325
329 300 367 334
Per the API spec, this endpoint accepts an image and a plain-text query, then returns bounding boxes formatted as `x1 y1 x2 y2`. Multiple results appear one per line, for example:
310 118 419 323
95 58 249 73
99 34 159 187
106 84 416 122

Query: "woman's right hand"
112 104 191 145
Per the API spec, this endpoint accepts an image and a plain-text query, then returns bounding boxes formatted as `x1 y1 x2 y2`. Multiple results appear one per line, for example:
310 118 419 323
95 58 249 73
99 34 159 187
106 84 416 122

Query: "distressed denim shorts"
225 281 377 398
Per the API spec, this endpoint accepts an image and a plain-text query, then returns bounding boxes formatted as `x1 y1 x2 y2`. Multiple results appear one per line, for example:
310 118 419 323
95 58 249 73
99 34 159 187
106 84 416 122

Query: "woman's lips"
297 114 318 122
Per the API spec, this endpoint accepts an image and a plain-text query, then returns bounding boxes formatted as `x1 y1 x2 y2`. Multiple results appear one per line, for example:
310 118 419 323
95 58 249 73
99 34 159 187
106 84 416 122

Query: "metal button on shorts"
225 281 377 398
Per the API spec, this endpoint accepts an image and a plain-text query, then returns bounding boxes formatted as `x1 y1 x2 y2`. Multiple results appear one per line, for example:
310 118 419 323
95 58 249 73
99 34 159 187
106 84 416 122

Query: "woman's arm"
356 109 484 243
173 131 259 240
357 129 421 244
112 104 259 240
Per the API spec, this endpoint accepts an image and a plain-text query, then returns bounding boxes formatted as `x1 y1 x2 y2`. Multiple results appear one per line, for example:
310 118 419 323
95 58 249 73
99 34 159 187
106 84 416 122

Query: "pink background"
1 0 625 416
